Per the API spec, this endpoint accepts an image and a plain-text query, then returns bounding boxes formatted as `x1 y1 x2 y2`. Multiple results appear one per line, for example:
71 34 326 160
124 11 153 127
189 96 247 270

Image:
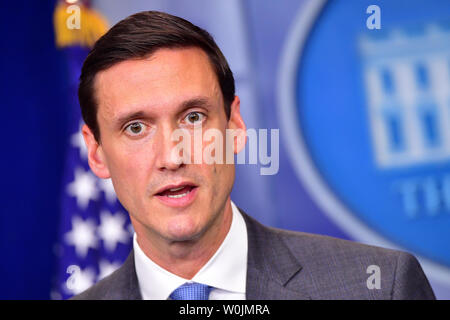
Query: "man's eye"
185 112 205 125
125 122 145 135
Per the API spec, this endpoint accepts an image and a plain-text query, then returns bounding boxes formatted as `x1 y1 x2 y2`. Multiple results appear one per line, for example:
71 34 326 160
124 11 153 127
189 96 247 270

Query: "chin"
165 216 204 242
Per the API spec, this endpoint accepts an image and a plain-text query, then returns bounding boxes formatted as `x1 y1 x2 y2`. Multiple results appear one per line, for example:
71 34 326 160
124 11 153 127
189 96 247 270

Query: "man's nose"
155 124 187 171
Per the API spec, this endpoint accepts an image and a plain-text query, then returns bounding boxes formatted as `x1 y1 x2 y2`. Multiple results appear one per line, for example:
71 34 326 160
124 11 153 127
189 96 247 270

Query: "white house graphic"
359 23 450 168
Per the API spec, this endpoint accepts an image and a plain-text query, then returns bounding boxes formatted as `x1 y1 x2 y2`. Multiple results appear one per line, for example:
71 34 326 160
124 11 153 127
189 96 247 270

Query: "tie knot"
169 282 212 300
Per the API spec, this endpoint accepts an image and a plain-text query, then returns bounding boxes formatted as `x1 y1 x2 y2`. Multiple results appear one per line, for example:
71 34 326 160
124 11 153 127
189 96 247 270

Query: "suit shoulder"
267 225 400 259
242 210 401 261
267 226 434 299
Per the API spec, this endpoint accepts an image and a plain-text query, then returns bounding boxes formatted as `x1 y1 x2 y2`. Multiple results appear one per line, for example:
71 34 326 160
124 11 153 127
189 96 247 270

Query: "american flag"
52 113 133 300
52 4 132 299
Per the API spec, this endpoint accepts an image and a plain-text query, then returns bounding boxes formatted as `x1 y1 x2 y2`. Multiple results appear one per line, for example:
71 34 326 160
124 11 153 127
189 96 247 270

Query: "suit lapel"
123 251 142 300
241 210 311 300
110 250 142 300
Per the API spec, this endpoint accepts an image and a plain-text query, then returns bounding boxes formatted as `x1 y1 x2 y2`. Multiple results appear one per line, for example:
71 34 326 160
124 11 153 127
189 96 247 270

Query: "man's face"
83 47 246 246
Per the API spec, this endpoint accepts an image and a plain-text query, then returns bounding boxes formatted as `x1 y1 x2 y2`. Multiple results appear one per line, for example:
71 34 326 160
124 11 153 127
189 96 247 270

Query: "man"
73 11 435 300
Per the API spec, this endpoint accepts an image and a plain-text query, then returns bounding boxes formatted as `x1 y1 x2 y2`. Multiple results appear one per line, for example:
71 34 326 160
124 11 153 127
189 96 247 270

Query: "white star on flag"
64 216 98 258
98 259 122 281
98 210 130 252
67 167 99 209
98 178 117 204
65 265 96 295
71 125 88 159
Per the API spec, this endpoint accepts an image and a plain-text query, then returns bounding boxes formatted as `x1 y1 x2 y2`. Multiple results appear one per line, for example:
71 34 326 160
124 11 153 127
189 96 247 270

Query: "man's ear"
81 124 111 179
227 95 247 154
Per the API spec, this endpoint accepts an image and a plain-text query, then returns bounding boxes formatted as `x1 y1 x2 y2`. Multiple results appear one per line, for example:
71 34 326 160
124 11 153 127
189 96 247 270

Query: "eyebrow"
178 97 213 114
114 110 148 129
113 96 214 128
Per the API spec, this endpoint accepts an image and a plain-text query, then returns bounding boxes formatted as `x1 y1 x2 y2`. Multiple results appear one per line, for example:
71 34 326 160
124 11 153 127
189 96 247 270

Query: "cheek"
209 163 235 199
110 138 155 176
106 145 154 204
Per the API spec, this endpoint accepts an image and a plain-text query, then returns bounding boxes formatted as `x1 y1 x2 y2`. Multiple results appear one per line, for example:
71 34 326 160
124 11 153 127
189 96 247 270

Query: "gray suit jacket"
72 210 435 300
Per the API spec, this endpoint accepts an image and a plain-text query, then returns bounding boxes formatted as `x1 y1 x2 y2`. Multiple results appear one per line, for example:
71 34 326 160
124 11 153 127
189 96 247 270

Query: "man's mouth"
154 183 198 207
156 185 196 198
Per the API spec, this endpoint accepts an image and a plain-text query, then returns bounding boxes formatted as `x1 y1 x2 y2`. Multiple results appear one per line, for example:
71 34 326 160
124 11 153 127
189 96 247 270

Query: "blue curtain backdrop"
0 0 69 299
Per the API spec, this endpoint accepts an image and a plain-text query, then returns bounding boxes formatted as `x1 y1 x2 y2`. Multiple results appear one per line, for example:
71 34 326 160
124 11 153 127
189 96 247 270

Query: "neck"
134 199 233 279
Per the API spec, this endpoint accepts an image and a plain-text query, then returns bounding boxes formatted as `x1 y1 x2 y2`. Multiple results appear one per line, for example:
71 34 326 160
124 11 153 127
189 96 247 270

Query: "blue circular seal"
279 0 450 283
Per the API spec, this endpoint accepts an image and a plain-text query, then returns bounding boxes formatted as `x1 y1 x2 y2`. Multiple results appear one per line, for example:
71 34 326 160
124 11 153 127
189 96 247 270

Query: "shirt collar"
133 201 248 300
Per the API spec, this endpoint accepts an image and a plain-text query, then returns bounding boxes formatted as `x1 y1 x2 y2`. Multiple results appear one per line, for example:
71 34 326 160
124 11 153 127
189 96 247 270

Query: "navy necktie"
169 282 212 300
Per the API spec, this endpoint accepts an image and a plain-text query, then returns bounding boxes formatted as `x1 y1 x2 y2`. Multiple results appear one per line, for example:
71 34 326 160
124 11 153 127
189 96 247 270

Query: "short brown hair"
78 11 235 142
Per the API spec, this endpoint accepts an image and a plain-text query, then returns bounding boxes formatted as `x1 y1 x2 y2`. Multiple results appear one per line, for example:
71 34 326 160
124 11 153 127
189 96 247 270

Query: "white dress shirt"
133 201 248 300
